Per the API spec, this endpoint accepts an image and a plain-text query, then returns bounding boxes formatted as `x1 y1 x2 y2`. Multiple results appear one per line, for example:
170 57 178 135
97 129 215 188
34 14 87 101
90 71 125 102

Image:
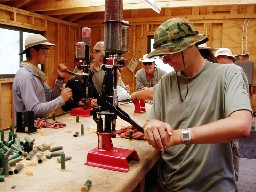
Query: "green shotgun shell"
57 155 72 163
81 124 84 135
37 153 43 164
49 146 63 152
8 153 20 161
73 132 79 137
24 136 35 144
9 125 14 133
8 132 12 142
44 153 52 159
1 130 4 142
60 153 65 169
52 113 56 121
76 116 79 123
14 162 24 174
26 148 37 160
81 179 92 192
129 130 133 140
8 164 13 175
8 156 22 166
0 175 4 182
51 151 64 157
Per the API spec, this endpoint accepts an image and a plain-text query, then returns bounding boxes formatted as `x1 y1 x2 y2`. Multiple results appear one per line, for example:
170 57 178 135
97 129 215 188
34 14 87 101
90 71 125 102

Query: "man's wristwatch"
182 128 191 145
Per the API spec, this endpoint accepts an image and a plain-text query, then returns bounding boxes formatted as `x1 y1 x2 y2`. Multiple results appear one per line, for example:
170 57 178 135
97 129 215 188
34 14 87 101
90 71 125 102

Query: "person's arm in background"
131 87 154 100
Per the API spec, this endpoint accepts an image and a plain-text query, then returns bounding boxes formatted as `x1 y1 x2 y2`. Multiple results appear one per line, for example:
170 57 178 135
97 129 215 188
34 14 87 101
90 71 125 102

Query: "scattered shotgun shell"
8 156 22 166
49 146 63 152
129 130 133 140
1 130 4 142
57 155 72 163
37 153 43 164
76 116 79 123
14 162 24 174
50 151 64 157
73 132 79 137
81 124 84 135
52 113 56 121
60 153 65 170
44 153 52 159
0 175 4 182
81 179 92 192
8 164 13 175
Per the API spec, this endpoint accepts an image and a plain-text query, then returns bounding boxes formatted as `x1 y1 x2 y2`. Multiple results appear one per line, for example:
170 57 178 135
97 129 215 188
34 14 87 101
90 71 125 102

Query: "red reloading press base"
85 132 140 172
70 107 92 117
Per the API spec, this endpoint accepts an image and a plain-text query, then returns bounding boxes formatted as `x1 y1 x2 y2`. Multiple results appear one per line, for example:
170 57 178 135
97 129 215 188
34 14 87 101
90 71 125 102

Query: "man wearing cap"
89 41 106 107
215 48 236 64
13 34 72 119
143 18 251 191
135 54 167 90
215 47 240 182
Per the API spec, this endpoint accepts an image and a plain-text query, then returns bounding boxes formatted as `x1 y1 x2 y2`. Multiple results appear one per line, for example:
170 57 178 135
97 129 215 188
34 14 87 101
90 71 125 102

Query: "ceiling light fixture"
141 0 161 13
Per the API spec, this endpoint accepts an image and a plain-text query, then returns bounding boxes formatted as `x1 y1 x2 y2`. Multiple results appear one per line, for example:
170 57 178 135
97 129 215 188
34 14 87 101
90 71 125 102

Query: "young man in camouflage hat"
143 18 252 191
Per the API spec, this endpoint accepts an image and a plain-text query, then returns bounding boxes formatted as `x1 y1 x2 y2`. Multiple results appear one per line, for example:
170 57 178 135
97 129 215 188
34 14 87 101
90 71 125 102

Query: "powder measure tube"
81 179 92 192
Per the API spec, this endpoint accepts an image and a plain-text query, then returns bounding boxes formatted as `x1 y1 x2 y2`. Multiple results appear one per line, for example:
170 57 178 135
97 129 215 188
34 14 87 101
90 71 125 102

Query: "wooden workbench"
1 103 160 192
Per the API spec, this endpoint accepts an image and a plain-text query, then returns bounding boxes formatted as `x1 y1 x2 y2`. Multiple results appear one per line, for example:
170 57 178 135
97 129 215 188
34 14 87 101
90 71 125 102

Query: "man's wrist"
182 128 191 145
56 78 65 84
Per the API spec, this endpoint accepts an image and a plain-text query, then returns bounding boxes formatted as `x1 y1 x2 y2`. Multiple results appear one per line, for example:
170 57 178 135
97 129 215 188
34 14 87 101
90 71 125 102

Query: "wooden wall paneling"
211 23 223 50
0 81 13 128
222 20 244 55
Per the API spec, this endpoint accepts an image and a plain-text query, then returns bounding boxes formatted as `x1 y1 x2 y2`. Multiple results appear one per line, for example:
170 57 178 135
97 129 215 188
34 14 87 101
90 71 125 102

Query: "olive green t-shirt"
148 61 252 192
91 65 105 95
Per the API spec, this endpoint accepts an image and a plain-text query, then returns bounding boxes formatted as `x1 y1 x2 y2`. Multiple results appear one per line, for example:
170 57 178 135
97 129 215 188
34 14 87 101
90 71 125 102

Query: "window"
0 25 40 78
147 35 174 73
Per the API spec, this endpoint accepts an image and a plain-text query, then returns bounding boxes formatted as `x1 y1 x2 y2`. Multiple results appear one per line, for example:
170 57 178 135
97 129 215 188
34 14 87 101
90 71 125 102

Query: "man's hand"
144 119 173 151
61 88 72 102
91 99 98 107
57 63 68 78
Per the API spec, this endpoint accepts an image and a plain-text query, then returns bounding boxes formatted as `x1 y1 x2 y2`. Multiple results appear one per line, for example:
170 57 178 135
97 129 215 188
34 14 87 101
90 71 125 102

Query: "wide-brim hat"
139 54 155 62
198 43 217 51
214 48 236 60
20 34 55 55
93 41 105 55
148 18 208 58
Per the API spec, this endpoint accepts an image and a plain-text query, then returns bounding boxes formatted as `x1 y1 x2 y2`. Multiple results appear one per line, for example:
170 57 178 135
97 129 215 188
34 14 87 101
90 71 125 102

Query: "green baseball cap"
148 18 208 58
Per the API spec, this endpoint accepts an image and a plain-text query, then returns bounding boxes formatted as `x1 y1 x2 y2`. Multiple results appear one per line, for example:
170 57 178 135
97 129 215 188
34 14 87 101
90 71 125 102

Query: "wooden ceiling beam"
26 0 256 15
7 0 37 8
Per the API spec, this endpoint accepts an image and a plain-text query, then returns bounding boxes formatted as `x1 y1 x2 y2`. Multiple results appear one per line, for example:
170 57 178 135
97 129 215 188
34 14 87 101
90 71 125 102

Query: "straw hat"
20 34 55 55
93 41 105 55
139 54 155 62
198 43 217 51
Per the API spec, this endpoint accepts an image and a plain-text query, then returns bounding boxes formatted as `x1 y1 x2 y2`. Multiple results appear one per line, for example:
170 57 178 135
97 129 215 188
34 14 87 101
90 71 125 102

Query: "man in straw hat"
12 34 72 119
89 41 106 107
143 18 251 191
135 54 167 90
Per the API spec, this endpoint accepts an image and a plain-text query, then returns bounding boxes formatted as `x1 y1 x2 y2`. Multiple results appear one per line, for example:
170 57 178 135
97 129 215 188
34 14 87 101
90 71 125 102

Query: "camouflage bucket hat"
148 18 208 58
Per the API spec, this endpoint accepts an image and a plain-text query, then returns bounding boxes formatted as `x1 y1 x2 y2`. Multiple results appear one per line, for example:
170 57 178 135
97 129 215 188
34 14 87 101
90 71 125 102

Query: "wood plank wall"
0 4 81 128
0 4 256 128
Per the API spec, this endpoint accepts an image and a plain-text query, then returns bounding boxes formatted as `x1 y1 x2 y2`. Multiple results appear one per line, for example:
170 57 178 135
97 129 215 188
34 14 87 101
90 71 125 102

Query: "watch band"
182 128 191 144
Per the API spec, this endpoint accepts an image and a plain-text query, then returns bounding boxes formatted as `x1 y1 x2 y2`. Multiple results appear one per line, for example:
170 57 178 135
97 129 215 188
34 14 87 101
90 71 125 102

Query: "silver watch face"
182 129 190 143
